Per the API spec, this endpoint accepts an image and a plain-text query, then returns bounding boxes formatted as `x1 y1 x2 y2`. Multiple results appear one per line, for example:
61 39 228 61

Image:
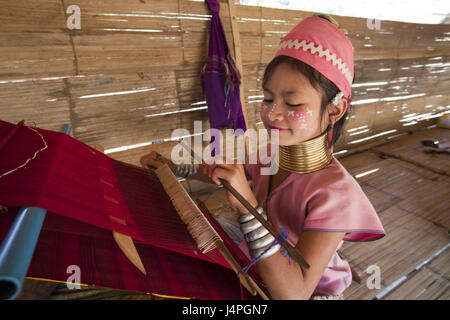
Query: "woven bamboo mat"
338 126 449 300
370 126 449 176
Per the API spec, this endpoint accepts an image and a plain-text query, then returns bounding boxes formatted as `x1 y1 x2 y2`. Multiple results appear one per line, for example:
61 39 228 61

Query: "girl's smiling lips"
268 125 287 131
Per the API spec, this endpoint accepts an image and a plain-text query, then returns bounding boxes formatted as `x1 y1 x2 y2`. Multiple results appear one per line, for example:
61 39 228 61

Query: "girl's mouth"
268 125 286 131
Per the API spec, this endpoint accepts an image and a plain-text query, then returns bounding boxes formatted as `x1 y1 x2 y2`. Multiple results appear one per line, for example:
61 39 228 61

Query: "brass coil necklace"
277 125 333 174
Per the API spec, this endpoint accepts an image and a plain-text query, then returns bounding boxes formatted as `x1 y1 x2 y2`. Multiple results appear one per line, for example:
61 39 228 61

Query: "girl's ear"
329 98 348 124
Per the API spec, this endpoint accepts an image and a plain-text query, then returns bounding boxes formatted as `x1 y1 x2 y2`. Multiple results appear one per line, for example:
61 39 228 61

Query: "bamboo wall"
0 0 449 165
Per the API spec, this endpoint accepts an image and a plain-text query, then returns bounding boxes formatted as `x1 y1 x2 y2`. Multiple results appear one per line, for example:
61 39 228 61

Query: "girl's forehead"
264 63 318 95
263 87 307 97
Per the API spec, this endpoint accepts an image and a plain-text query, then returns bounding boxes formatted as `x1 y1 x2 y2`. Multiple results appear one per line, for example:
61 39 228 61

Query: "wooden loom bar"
196 199 270 300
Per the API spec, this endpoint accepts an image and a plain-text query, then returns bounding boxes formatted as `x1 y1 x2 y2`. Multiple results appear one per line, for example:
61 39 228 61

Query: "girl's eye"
262 99 302 107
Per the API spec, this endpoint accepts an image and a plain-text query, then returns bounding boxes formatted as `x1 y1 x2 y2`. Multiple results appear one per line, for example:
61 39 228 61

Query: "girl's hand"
140 151 176 172
208 157 258 215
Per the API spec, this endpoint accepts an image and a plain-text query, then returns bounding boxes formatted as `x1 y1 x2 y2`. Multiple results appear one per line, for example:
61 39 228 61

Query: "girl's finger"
213 156 241 171
214 162 245 177
213 156 238 166
210 166 231 185
140 151 164 169
207 163 218 177
140 154 153 167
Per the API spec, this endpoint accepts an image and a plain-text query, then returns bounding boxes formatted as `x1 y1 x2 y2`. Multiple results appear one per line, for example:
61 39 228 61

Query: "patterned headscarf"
275 16 354 105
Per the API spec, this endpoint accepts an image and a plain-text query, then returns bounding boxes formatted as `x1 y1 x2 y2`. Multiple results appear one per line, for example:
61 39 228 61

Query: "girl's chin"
263 126 313 145
278 134 311 146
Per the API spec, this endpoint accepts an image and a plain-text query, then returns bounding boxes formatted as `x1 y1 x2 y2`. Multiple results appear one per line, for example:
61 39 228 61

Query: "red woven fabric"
0 120 260 299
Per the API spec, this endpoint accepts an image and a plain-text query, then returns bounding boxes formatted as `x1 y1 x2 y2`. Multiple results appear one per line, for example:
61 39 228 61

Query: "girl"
141 15 385 300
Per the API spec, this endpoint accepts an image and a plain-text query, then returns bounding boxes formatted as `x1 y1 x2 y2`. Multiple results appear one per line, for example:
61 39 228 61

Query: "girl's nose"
268 102 284 121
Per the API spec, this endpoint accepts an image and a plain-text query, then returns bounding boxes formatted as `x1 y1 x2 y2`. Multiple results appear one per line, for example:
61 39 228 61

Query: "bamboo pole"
227 0 250 157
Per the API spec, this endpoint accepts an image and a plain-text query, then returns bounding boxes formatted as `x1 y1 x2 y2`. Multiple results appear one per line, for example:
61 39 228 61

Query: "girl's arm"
209 159 346 299
256 230 345 299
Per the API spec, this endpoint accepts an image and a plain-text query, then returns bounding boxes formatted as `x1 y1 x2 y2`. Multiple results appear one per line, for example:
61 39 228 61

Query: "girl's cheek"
287 108 313 130
259 104 265 119
259 103 270 120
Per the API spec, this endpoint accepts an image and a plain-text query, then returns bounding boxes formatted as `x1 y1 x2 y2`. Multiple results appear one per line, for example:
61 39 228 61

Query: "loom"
0 122 71 299
0 119 266 300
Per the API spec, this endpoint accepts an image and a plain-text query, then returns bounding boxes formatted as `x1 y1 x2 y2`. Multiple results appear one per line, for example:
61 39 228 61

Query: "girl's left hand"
208 157 258 215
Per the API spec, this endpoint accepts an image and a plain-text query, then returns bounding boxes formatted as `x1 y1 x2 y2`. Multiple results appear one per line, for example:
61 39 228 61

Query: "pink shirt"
242 144 385 296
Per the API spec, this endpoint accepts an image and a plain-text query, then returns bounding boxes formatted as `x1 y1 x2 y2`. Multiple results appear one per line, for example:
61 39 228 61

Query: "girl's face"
260 63 329 146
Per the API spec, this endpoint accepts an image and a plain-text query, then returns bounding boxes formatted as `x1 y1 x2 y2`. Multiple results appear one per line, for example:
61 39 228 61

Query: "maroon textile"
0 120 260 299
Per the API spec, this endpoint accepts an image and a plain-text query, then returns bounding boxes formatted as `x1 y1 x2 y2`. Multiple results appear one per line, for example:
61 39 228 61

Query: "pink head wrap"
275 16 354 104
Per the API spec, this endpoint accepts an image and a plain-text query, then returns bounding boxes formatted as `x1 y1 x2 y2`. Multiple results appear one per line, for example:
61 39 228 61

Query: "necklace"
277 126 333 174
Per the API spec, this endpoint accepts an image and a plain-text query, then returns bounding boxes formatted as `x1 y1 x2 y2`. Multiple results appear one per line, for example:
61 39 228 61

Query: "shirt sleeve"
303 167 385 242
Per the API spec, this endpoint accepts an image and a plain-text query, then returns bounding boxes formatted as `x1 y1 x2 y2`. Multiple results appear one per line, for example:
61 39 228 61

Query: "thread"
0 126 48 179
237 227 289 277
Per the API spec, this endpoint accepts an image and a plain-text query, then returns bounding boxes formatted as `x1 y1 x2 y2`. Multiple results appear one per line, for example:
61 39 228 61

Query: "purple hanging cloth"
202 0 247 133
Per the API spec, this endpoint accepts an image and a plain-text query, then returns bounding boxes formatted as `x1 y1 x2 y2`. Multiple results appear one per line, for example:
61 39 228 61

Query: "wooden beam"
227 0 250 156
